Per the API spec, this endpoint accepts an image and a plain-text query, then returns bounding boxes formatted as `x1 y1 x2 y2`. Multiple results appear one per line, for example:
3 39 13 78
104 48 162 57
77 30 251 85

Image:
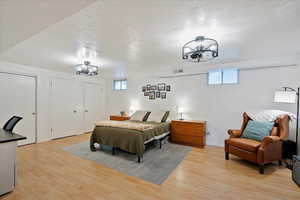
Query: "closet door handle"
73 110 77 113
32 112 36 115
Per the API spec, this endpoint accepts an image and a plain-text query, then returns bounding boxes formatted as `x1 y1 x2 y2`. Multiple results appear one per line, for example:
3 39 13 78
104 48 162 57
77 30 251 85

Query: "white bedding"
247 110 296 122
95 120 153 131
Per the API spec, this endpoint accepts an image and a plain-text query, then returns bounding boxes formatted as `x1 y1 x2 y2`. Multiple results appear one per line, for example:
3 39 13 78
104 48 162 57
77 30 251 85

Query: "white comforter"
247 110 296 122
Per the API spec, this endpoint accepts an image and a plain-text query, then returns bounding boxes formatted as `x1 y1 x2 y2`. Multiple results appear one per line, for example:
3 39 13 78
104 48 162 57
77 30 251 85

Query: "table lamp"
177 107 184 120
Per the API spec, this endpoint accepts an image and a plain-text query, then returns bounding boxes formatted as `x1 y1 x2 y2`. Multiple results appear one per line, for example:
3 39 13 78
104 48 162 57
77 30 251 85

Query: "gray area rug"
62 141 191 184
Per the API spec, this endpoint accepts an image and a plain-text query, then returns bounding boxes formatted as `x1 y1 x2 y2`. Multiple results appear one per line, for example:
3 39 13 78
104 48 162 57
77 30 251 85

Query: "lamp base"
179 113 184 121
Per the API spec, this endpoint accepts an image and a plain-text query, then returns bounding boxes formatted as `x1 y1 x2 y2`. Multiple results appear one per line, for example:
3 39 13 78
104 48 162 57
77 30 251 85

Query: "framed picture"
144 92 149 96
151 85 157 90
161 92 166 99
149 91 155 100
166 85 171 91
142 86 146 92
158 83 166 91
156 91 161 98
146 84 151 91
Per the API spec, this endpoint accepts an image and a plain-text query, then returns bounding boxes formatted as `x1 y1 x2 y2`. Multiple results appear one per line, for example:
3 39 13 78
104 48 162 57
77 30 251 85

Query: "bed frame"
110 131 170 163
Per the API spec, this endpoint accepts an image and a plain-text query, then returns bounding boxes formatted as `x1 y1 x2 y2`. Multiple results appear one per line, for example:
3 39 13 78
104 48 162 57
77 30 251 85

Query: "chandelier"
74 61 99 76
182 36 218 62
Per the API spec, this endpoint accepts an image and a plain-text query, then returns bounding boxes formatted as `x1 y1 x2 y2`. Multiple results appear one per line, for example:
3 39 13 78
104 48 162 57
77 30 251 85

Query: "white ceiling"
0 0 96 52
0 0 299 78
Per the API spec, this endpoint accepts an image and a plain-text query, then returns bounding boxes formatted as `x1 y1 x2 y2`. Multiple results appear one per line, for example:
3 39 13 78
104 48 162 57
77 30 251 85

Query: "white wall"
0 61 106 143
106 64 300 147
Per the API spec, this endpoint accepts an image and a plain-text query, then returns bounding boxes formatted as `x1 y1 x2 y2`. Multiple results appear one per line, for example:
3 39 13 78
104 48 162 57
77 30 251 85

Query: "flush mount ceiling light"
182 36 219 62
74 61 99 76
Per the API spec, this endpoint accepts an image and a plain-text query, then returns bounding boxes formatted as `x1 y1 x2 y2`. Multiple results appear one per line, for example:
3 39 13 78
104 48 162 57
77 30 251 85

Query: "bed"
90 120 170 162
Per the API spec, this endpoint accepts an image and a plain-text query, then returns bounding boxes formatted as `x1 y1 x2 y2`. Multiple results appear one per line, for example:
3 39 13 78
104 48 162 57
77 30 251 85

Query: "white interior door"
0 73 36 145
71 82 85 134
84 83 103 132
51 78 84 139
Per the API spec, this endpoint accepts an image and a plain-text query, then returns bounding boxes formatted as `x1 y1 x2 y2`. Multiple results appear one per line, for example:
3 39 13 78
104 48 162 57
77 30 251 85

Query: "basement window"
113 79 127 90
208 68 239 85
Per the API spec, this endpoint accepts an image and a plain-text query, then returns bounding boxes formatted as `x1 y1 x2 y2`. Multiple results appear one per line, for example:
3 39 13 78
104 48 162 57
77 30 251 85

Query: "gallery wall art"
142 83 171 100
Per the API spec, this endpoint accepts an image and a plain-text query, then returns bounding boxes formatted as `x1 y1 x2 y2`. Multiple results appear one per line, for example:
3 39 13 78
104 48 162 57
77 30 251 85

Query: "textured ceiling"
0 0 299 78
0 0 96 52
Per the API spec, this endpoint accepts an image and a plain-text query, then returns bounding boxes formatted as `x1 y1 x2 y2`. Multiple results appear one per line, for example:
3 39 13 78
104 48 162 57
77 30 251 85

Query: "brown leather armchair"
225 112 290 174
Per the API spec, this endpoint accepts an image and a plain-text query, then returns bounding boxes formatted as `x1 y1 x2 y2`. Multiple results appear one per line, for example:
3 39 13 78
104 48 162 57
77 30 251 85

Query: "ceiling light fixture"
74 61 99 76
182 36 218 62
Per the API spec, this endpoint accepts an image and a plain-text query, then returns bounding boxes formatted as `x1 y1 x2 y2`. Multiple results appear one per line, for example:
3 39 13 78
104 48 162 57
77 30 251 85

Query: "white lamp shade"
274 91 297 103
177 107 184 113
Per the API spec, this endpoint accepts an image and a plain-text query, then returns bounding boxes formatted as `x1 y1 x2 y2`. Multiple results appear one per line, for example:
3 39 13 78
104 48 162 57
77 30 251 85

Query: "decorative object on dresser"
142 83 171 100
225 112 290 174
171 120 206 147
109 115 130 121
120 111 128 117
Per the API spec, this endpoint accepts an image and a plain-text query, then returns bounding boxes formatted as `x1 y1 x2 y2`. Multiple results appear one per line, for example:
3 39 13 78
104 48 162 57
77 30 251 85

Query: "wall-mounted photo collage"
142 83 171 100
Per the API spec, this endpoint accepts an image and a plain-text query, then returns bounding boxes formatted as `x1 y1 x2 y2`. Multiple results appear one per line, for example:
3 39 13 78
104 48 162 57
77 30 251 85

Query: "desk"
0 129 26 196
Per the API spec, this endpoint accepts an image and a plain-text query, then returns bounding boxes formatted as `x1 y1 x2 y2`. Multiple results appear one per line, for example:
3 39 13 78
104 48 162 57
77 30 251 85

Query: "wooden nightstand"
171 120 206 148
109 115 130 121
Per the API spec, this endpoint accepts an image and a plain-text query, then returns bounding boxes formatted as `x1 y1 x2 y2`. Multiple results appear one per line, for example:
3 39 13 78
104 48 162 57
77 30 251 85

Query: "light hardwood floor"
1 133 299 200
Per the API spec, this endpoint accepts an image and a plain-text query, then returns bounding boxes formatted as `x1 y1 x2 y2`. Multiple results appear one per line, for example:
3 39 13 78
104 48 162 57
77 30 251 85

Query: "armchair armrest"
260 136 281 150
227 129 242 138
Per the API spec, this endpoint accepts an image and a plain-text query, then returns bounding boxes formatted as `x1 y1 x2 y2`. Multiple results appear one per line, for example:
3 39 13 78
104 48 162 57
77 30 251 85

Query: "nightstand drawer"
171 126 204 137
171 121 205 137
171 121 204 129
171 135 205 147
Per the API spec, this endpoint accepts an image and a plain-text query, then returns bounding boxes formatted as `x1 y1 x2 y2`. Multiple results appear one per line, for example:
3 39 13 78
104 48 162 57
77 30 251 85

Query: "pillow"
147 111 167 122
143 112 151 121
161 111 170 122
130 111 147 121
242 120 274 141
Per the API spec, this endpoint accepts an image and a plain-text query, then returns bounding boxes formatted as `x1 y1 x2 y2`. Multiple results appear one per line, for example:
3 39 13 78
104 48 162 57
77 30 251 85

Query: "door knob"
85 110 88 112
73 110 77 113
32 112 36 115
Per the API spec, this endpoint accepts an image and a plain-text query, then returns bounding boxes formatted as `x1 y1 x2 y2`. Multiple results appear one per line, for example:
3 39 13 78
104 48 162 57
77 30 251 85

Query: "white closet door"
51 78 84 139
71 82 85 134
84 83 103 132
0 73 36 145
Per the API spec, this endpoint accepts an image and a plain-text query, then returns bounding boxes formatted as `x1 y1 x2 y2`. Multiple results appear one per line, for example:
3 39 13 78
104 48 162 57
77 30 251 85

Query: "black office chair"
3 116 23 132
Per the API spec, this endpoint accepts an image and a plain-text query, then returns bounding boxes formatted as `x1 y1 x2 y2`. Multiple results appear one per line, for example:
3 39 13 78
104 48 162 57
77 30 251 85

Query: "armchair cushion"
242 120 274 141
228 138 261 152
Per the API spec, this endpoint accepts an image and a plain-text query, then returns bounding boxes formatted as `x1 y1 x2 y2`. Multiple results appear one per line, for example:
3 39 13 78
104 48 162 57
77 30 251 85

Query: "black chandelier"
182 36 218 62
74 61 99 76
